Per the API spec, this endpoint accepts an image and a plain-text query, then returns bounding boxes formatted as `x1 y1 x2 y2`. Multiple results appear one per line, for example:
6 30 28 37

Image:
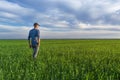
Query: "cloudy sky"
0 0 120 39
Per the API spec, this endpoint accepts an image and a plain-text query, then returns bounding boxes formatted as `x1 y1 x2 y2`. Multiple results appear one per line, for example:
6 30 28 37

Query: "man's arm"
38 38 40 47
28 31 32 48
37 30 40 47
28 39 32 48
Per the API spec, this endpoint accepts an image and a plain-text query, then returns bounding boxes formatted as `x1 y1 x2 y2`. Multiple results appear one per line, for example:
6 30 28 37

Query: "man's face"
36 25 39 28
34 25 39 29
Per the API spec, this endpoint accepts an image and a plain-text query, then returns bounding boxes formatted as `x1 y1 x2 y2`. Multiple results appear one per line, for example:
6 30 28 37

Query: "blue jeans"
32 45 39 58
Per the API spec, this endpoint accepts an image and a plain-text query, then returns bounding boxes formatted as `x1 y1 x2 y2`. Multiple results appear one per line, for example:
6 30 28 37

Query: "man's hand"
28 40 32 48
37 43 40 47
37 39 40 47
29 44 32 48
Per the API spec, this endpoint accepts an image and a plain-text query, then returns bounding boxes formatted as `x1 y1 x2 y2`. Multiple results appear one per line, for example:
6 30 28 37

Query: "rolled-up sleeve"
28 31 31 40
36 30 40 39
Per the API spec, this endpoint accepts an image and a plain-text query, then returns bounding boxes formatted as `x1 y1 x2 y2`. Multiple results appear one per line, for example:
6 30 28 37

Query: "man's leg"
32 47 36 58
33 46 39 58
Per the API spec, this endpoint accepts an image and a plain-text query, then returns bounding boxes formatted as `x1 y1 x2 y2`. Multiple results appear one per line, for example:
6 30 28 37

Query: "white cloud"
0 23 120 39
60 0 82 10
0 24 50 32
50 0 82 10
77 22 120 31
0 24 51 39
0 0 34 16
0 11 22 22
44 20 69 28
0 0 36 24
0 0 120 39
47 0 120 23
40 30 120 39
0 24 30 39
0 11 19 18
34 9 76 28
0 24 30 32
85 0 120 19
50 0 120 12
0 17 19 23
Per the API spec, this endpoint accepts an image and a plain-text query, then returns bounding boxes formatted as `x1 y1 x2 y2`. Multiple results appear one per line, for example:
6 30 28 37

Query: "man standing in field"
28 23 40 58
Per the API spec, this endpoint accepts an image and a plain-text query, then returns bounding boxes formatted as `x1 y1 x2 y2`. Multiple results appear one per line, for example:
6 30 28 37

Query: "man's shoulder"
35 29 40 32
36 29 40 32
31 28 34 31
29 29 34 32
30 29 40 33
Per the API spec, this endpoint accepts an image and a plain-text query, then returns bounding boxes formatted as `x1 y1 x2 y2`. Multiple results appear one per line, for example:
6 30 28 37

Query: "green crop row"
0 39 120 80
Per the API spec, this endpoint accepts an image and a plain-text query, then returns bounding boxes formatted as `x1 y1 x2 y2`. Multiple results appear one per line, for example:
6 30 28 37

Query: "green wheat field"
0 39 120 80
